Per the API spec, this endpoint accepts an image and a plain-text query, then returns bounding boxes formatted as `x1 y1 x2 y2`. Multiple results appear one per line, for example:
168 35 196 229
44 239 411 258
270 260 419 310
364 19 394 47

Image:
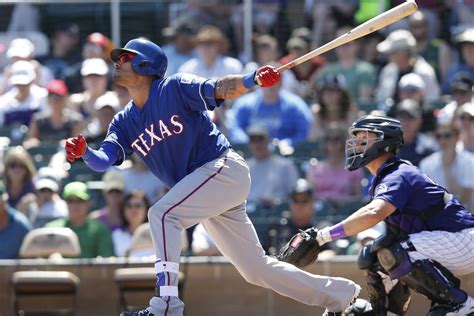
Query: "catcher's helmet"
345 115 403 171
110 38 167 78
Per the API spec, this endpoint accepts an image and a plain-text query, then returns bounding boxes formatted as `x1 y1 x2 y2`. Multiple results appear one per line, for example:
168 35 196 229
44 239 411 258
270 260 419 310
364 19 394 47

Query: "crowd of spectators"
0 1 473 260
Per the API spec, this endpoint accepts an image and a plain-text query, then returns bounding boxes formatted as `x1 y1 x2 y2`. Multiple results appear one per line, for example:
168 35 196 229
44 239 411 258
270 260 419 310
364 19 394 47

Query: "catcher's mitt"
276 227 321 268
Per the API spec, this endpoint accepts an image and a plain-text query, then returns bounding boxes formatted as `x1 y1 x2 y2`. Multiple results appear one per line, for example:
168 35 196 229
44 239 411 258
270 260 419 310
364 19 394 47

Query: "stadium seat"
11 227 81 315
27 145 60 169
114 224 186 312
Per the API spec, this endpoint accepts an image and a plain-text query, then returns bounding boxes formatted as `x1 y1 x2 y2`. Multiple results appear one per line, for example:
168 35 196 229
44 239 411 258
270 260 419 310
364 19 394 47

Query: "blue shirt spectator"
0 182 32 259
229 84 312 146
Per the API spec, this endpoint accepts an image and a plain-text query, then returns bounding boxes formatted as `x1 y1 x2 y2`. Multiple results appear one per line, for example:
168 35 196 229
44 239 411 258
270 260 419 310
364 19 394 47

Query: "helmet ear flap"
138 61 149 69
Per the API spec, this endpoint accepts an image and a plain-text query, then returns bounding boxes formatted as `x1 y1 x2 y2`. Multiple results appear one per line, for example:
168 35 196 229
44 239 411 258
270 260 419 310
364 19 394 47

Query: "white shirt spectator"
178 55 243 79
247 155 299 204
0 84 48 126
112 228 155 258
121 167 167 204
191 223 219 256
419 149 474 207
375 56 440 104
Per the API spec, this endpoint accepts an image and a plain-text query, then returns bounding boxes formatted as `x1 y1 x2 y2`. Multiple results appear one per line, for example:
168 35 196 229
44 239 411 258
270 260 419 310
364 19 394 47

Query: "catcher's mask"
345 115 403 171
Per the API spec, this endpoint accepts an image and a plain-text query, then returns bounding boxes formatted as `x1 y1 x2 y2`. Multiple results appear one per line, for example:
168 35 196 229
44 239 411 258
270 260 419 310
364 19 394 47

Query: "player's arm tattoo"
215 75 250 100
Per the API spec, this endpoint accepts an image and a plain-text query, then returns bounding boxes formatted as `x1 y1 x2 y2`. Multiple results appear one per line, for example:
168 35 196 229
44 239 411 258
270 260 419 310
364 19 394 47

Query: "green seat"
27 145 60 169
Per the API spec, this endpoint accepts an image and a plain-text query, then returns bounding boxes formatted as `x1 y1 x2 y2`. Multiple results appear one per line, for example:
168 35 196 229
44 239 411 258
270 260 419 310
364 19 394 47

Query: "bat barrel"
277 1 418 73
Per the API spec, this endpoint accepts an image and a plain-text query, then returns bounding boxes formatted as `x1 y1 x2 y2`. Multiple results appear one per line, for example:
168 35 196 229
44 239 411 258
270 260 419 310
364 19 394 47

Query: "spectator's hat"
398 73 426 92
450 73 472 93
94 93 120 112
9 60 36 85
162 22 195 38
290 27 312 44
81 58 109 76
456 28 474 44
396 99 422 118
195 25 229 51
87 32 111 50
54 22 80 36
102 171 125 193
247 124 269 138
7 38 35 59
47 80 68 96
63 182 89 201
377 29 416 54
291 178 313 197
35 178 59 193
286 37 308 50
255 34 277 49
459 102 474 117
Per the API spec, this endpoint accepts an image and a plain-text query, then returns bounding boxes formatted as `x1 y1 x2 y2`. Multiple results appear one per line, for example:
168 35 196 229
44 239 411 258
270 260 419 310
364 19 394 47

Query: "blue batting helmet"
110 38 168 79
345 115 404 171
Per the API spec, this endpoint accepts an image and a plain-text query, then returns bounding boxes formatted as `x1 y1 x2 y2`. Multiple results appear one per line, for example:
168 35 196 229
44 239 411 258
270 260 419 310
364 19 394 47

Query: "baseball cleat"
428 297 474 316
322 284 364 316
120 309 155 316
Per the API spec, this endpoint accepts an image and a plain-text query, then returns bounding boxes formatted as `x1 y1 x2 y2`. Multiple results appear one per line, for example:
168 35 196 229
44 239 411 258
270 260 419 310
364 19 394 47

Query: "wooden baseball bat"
277 1 418 73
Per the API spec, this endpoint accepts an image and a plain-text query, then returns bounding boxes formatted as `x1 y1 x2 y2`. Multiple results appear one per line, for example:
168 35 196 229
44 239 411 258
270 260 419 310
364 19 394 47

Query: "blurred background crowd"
0 0 473 261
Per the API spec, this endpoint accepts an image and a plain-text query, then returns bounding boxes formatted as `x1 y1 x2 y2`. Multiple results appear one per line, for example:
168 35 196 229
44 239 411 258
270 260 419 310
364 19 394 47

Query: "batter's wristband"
242 71 257 89
329 223 347 240
82 147 92 160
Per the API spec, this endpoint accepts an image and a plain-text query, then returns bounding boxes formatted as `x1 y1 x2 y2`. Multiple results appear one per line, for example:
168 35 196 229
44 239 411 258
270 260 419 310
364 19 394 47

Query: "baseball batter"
65 38 361 316
289 115 474 315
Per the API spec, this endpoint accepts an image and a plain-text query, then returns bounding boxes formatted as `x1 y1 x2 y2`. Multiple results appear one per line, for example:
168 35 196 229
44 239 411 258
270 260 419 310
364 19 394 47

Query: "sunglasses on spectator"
460 115 474 122
8 162 26 169
435 132 455 140
126 202 145 209
292 198 312 204
249 136 266 142
117 52 136 65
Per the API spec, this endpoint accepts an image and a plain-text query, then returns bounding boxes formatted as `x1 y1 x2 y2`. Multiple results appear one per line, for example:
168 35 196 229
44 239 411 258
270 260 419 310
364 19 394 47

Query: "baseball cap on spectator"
287 37 308 50
450 73 472 93
162 22 195 38
102 171 125 193
8 60 36 85
63 182 89 201
81 58 109 76
398 73 426 92
7 38 35 59
54 22 80 36
290 27 312 44
459 102 474 117
396 99 422 118
291 178 313 197
195 25 229 51
456 28 474 44
377 30 416 54
35 178 59 193
94 93 120 111
255 34 277 49
247 124 269 138
47 80 68 96
87 32 111 49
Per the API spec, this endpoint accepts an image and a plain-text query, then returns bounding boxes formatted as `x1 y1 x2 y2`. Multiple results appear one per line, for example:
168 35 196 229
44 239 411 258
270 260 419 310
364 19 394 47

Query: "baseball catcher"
279 115 474 315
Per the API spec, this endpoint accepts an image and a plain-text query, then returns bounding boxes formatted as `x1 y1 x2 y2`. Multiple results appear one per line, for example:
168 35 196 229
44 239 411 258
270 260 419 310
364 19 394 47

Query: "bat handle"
277 63 295 73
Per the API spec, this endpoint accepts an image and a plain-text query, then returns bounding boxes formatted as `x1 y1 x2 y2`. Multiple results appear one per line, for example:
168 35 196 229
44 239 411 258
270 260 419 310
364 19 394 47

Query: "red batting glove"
255 65 281 88
65 134 87 163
